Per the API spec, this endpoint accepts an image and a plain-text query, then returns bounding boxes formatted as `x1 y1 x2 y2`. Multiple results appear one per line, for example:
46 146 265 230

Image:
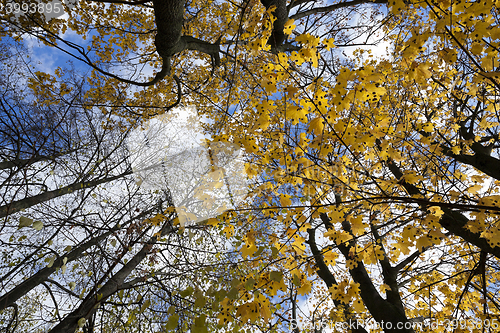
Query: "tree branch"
0 169 131 218
370 223 405 311
320 212 414 332
306 226 368 333
385 159 500 259
88 0 151 4
290 0 388 21
261 0 289 52
47 214 176 333
0 208 155 311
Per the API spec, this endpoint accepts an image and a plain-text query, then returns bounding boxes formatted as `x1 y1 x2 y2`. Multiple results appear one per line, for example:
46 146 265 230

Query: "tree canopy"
1 0 500 332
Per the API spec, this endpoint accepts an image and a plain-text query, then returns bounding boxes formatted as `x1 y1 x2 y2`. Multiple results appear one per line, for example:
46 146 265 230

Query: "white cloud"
128 106 250 226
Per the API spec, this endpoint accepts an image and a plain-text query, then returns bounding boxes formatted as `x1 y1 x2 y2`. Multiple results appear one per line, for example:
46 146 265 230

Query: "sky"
127 106 251 226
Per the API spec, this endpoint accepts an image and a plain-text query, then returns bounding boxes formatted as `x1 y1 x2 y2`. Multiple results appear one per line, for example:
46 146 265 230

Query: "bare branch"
290 0 388 21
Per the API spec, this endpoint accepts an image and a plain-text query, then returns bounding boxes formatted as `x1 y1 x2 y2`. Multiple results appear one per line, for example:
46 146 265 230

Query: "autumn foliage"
1 0 500 332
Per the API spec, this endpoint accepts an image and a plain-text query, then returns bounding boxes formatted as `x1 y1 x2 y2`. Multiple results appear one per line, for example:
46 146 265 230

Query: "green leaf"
270 271 283 282
179 286 193 297
227 287 239 300
244 277 255 290
192 315 208 333
140 299 150 313
165 314 179 331
293 274 300 287
47 256 55 268
194 290 206 307
32 221 43 231
77 318 86 328
19 216 33 228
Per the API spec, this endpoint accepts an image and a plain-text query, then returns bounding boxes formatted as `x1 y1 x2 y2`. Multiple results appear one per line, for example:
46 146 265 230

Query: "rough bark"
261 0 289 52
152 0 186 59
449 148 500 181
133 0 221 85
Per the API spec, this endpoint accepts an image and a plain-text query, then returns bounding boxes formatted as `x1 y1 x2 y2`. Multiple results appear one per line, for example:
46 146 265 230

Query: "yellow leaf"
206 218 219 226
298 48 318 67
428 206 444 218
292 236 306 254
451 146 461 154
295 33 320 47
359 83 386 102
308 117 324 134
236 302 260 323
380 284 391 293
402 171 421 184
349 215 365 236
283 19 295 35
416 64 432 79
429 229 446 244
297 279 312 295
323 250 338 265
352 299 365 312
470 43 484 55
285 85 299 96
149 214 165 226
260 300 272 322
394 240 411 255
77 318 86 328
416 236 432 251
261 74 277 93
389 1 405 13
479 195 500 207
323 38 335 51
224 224 234 237
421 122 434 132
253 113 270 130
467 184 482 194
482 71 500 79
286 105 307 125
280 194 292 207
241 243 257 258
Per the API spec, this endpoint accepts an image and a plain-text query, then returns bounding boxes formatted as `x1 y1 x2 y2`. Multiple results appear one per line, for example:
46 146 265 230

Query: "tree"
0 47 243 333
214 1 500 332
1 0 500 332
